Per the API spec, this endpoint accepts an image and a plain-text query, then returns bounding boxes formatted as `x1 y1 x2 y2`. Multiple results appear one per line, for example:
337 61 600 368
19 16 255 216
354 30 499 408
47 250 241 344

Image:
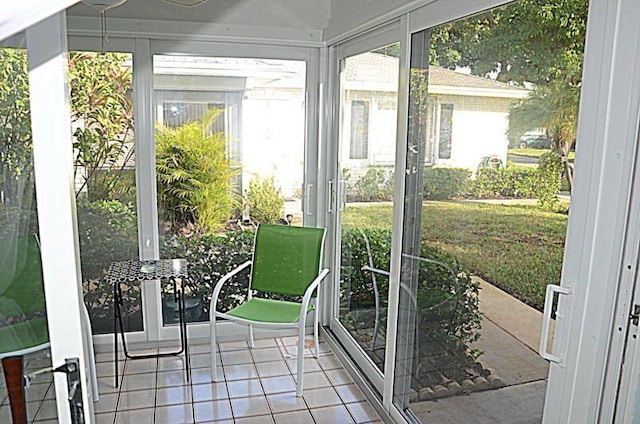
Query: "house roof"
344 52 529 99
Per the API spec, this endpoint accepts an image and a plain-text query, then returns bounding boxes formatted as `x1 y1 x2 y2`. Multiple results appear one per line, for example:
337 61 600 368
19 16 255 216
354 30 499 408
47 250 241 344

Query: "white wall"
435 94 511 170
242 93 306 198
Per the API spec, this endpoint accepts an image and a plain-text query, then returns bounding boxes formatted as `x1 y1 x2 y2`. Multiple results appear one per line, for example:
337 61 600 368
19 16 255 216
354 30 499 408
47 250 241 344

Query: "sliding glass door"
392 5 591 420
325 1 633 423
330 26 400 392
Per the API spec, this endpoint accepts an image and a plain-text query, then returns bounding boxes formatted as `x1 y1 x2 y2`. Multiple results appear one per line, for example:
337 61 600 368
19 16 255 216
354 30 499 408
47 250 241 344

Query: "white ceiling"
66 0 331 31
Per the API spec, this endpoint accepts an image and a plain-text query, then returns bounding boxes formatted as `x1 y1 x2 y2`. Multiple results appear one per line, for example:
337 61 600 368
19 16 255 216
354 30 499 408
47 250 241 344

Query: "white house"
154 56 307 199
341 52 529 173
151 52 529 201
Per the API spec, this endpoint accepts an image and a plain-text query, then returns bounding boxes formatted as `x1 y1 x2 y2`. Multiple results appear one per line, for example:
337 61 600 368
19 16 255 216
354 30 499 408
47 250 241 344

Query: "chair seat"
226 298 313 324
0 317 48 357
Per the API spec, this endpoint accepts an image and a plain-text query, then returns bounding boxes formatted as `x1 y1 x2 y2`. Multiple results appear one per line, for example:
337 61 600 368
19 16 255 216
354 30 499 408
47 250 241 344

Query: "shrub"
160 228 301 318
466 166 538 198
245 175 285 224
347 167 394 202
70 52 135 200
340 227 481 359
77 200 139 329
160 230 255 317
156 109 238 233
537 151 563 210
423 167 470 200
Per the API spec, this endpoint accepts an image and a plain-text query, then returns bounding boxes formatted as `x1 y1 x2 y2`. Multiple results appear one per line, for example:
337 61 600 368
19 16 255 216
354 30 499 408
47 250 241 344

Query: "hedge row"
347 152 564 210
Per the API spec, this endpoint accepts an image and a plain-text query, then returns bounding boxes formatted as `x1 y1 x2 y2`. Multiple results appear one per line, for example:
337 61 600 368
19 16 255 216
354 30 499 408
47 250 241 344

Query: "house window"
438 103 453 159
162 102 225 134
350 100 369 159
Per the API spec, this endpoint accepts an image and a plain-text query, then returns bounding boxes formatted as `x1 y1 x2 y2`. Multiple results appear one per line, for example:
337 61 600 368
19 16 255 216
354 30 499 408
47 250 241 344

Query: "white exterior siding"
242 91 306 198
435 94 514 170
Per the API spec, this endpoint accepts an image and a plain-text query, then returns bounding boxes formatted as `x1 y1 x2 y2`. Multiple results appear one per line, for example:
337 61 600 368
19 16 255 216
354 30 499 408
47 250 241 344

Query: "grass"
343 201 568 310
509 148 575 161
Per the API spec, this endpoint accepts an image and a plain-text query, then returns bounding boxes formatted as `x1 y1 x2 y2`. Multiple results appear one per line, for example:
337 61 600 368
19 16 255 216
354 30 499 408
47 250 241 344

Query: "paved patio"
409 278 551 423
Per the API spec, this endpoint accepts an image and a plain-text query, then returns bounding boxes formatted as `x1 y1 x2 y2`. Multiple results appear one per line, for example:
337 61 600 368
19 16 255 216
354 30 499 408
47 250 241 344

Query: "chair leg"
248 324 254 348
2 356 27 424
313 298 320 358
296 318 307 398
81 302 99 402
210 313 219 382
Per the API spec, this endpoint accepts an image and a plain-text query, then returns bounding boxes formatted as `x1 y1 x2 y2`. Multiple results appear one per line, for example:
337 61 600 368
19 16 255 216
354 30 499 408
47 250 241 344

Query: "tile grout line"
153 355 158 424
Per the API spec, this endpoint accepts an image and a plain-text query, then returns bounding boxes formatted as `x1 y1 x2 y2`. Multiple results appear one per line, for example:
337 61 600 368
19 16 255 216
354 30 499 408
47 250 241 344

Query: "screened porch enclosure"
2 0 640 423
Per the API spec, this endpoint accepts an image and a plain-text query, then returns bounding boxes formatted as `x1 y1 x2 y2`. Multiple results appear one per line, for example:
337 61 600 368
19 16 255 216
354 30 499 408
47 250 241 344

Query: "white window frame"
68 35 321 348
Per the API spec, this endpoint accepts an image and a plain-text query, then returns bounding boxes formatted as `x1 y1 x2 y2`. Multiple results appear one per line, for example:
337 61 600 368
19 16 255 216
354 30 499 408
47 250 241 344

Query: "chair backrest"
251 224 325 297
0 235 46 315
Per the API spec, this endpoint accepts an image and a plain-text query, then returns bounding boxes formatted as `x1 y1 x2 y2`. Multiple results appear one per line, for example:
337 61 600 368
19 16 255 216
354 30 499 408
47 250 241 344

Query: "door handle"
327 180 335 213
337 180 346 212
305 183 315 215
539 284 572 365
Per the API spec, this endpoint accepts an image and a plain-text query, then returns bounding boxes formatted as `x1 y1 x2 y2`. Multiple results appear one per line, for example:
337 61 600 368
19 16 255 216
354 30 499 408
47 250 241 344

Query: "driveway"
507 154 538 166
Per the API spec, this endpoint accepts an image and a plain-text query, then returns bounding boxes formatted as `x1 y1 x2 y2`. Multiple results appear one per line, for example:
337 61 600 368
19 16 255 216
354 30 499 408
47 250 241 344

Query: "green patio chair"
209 224 329 397
0 235 99 423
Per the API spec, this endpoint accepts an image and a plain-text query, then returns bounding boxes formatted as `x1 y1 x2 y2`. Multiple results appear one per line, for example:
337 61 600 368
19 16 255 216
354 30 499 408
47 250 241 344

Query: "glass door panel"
335 43 399 378
0 40 57 423
393 2 587 421
70 51 141 335
152 55 307 326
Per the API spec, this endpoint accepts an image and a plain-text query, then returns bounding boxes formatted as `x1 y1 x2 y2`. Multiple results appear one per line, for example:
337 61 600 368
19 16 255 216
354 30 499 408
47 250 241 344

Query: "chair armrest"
210 260 252 315
300 268 330 320
401 253 456 278
361 265 390 277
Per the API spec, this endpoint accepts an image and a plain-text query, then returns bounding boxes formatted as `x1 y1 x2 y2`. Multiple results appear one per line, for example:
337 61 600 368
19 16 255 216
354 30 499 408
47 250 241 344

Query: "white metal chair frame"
209 229 329 397
358 230 460 379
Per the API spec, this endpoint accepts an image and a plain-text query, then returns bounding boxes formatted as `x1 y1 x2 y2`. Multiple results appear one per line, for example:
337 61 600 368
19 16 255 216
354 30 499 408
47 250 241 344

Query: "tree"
0 48 32 206
69 52 135 200
0 50 135 204
430 0 588 190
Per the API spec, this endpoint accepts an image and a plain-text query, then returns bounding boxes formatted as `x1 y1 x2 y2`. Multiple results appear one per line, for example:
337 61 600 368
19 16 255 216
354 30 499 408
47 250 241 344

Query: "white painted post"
27 12 94 423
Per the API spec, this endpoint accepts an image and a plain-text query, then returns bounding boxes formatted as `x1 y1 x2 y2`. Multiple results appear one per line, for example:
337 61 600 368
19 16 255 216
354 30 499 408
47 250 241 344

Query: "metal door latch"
22 358 84 422
630 304 640 326
54 358 85 424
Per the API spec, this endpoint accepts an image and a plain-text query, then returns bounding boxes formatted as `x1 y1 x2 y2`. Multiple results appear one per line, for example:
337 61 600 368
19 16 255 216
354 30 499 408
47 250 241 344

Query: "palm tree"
508 77 580 191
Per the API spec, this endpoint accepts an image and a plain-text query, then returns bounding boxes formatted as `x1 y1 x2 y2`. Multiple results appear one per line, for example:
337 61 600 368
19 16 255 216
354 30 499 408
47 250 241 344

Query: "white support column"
133 38 162 342
26 12 94 423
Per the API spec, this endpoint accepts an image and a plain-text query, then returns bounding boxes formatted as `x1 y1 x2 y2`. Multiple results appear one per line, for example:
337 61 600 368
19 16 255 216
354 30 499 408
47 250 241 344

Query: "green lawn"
509 148 575 161
343 201 568 310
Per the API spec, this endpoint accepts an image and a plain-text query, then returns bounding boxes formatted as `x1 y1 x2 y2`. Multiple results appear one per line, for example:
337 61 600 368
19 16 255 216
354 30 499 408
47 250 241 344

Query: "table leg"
176 288 190 381
114 282 121 388
2 356 27 424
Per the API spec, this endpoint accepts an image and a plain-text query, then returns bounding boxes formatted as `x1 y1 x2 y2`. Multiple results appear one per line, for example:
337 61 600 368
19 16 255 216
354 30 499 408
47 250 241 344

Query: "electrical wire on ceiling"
82 0 128 53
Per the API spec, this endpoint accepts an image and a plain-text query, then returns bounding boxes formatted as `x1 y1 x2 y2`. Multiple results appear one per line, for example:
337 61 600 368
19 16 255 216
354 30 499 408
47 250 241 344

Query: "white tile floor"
0 336 382 423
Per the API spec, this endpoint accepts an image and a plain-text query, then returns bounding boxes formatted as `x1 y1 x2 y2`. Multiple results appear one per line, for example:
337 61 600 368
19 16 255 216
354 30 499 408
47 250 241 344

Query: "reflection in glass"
70 52 141 335
0 41 56 422
392 1 587 421
338 43 400 375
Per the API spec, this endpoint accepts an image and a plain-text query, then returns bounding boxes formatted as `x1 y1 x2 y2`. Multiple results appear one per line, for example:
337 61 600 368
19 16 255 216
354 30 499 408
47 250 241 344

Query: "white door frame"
542 0 640 421
327 21 402 396
591 2 640 422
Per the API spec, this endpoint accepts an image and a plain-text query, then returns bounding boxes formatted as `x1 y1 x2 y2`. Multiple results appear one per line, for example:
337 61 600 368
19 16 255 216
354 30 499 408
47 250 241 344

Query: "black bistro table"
106 259 189 386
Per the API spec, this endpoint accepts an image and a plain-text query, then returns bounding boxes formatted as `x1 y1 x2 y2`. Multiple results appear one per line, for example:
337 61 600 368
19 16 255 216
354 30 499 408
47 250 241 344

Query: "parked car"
519 135 550 149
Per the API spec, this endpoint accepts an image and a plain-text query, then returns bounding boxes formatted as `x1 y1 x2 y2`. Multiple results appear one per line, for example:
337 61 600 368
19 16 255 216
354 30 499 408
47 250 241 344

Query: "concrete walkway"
410 278 551 423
